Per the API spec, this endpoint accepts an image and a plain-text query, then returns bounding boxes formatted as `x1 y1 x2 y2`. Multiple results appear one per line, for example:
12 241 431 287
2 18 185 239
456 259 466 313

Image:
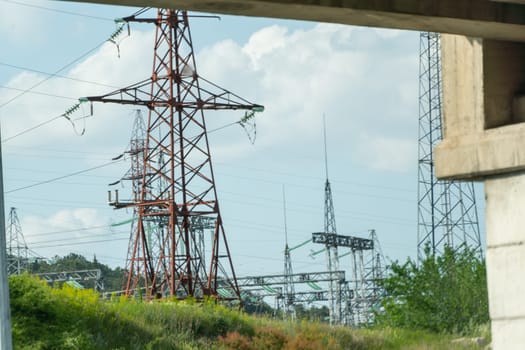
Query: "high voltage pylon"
6 207 29 275
317 116 341 325
89 9 263 301
282 186 296 321
417 32 482 261
110 110 147 290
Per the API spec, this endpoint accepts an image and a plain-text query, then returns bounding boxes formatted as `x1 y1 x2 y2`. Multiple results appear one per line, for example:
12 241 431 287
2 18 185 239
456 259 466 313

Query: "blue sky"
0 1 485 280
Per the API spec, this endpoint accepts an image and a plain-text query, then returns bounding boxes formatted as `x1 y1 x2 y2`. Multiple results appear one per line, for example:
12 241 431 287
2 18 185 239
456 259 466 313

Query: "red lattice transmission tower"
88 9 263 300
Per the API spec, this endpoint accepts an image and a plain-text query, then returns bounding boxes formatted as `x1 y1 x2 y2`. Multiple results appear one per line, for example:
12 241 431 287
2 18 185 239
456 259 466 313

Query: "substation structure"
35 270 104 291
417 32 482 261
312 230 385 326
91 8 263 301
236 271 344 319
5 207 104 290
6 207 32 276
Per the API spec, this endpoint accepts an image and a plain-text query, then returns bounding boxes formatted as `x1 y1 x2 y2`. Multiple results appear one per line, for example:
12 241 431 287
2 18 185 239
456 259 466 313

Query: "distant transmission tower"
114 110 146 290
282 186 296 321
315 116 341 325
6 207 29 275
417 32 482 260
91 9 262 300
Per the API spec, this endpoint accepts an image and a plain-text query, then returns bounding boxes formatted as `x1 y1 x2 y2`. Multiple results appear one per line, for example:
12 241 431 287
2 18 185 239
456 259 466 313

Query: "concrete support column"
436 34 525 349
485 174 525 349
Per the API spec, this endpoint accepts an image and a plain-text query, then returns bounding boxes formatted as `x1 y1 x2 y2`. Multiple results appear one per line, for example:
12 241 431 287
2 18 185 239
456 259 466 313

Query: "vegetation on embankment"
376 245 489 334
9 275 486 350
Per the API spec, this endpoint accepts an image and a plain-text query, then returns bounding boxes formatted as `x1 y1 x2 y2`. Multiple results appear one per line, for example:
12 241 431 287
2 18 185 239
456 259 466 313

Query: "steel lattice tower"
417 32 482 261
116 110 147 290
91 9 262 300
321 116 341 325
6 207 29 275
282 187 295 321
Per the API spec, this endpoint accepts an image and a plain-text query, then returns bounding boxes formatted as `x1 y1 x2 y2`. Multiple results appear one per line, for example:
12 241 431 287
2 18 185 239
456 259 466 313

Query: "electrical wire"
2 115 64 143
30 230 128 246
0 62 120 89
5 158 124 194
0 27 124 110
30 237 129 249
0 0 114 21
26 224 114 238
0 85 77 101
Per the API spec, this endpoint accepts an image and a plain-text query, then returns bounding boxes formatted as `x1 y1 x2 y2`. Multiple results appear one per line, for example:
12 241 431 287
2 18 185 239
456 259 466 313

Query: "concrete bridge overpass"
2 1 525 349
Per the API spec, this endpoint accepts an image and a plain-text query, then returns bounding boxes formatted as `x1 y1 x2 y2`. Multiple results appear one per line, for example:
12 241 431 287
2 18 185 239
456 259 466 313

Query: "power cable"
0 85 77 101
0 0 114 21
26 224 114 238
30 230 128 246
30 237 129 249
0 21 127 110
5 159 124 194
2 115 64 142
0 62 120 89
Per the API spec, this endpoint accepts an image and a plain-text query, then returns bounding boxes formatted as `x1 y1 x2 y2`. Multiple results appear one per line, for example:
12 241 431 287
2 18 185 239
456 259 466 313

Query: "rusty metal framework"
89 9 262 300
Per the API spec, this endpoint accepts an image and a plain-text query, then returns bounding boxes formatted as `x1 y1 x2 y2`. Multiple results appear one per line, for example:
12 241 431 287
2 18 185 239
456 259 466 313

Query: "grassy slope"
9 276 484 350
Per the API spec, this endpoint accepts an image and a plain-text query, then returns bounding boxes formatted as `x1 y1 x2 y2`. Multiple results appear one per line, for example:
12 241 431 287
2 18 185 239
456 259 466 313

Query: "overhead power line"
0 0 114 21
30 237 129 249
2 115 65 143
0 85 77 101
5 159 124 194
0 62 120 89
0 20 128 110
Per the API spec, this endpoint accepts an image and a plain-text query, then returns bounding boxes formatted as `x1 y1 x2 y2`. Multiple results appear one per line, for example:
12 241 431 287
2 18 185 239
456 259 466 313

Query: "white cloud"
355 134 417 172
1 21 418 172
24 208 100 234
197 23 418 171
0 1 45 43
19 207 127 261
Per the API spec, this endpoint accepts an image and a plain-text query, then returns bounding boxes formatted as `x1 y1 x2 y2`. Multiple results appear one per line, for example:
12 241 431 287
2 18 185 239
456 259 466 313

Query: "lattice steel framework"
35 269 104 291
417 32 482 261
347 230 385 326
116 110 147 290
317 116 341 325
282 188 295 321
6 207 29 275
90 9 262 300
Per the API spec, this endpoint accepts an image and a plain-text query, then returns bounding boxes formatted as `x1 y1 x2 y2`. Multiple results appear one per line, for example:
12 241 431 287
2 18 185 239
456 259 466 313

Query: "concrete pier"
436 34 525 349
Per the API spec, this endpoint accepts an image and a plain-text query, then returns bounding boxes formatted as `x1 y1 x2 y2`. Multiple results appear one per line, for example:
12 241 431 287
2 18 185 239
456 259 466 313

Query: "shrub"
375 245 489 334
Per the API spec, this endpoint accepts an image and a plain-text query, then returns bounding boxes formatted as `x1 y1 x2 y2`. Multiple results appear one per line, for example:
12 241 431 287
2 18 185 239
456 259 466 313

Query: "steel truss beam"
237 270 345 287
35 269 103 290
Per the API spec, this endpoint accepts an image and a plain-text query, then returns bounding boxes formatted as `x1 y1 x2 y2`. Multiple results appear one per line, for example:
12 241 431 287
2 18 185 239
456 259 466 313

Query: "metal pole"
0 123 13 350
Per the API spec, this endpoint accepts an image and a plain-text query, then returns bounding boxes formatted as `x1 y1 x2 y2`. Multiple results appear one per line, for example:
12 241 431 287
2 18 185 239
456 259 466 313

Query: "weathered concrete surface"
486 174 525 350
66 0 525 42
435 35 525 180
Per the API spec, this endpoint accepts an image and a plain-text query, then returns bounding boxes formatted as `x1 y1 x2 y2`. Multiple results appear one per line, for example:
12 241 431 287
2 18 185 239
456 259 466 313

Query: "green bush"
8 274 484 349
375 245 489 333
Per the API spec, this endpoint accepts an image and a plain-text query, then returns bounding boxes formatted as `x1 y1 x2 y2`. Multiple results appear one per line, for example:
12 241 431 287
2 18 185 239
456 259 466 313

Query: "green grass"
8 275 488 350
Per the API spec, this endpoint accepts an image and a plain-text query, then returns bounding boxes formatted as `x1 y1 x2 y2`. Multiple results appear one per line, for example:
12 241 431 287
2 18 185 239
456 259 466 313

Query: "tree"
375 245 488 333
